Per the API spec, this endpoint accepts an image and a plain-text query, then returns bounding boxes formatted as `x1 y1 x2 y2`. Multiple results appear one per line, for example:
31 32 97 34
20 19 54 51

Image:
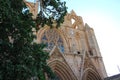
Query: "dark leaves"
36 0 67 28
0 0 67 80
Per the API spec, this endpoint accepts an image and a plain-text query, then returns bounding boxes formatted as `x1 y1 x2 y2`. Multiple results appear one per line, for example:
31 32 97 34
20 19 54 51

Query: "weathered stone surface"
25 1 107 80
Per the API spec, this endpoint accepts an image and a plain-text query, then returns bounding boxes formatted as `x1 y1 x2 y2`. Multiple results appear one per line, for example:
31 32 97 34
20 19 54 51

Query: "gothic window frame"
41 29 65 53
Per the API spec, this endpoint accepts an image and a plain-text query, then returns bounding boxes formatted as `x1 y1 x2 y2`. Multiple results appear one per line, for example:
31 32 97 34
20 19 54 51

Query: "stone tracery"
25 1 107 79
41 29 64 53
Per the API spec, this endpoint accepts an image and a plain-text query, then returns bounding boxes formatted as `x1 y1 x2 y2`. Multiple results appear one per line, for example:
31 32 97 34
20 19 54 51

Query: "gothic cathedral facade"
25 1 107 80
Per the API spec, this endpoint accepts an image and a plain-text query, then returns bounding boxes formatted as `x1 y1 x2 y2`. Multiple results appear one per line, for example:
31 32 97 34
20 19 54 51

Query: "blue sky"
65 0 120 76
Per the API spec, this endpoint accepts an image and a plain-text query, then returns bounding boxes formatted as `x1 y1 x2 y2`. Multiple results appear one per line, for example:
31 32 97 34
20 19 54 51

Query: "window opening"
41 29 64 53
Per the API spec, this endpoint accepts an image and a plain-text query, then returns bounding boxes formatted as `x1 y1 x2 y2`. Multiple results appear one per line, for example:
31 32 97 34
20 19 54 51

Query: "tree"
36 0 67 28
0 0 67 80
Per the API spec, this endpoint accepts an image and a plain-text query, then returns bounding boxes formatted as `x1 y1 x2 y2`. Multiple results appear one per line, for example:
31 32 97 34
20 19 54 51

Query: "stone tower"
25 1 107 80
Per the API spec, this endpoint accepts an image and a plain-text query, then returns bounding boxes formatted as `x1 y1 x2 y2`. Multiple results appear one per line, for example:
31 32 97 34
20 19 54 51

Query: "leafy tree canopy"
0 0 67 80
36 0 67 28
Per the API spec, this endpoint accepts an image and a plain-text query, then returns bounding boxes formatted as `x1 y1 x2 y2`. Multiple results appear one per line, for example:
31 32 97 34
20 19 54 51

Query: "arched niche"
82 68 102 80
48 60 77 80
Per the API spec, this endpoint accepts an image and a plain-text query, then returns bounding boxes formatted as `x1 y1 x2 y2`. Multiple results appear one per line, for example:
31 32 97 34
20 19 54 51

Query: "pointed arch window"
41 29 64 53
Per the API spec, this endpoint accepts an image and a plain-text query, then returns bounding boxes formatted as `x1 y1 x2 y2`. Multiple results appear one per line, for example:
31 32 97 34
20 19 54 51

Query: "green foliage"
36 0 67 29
0 0 63 80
